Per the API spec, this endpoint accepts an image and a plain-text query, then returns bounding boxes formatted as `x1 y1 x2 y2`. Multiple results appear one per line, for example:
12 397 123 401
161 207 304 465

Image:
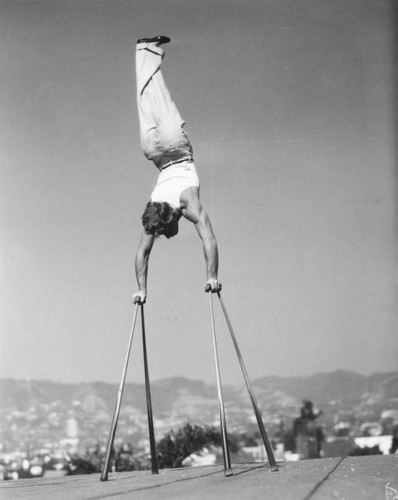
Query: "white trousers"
136 43 192 166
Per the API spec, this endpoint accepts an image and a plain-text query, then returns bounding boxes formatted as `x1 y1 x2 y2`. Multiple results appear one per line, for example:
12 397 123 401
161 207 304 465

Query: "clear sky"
1 0 397 386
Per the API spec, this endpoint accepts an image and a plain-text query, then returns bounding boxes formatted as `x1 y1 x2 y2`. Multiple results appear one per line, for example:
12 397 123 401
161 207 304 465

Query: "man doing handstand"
133 36 221 304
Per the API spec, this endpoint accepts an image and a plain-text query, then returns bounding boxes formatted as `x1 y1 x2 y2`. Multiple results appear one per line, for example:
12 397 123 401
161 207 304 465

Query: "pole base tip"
100 476 108 482
270 464 279 472
224 468 233 477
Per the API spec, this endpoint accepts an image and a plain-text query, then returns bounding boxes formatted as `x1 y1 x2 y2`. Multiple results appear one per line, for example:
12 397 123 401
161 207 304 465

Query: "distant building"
66 417 78 439
354 435 393 455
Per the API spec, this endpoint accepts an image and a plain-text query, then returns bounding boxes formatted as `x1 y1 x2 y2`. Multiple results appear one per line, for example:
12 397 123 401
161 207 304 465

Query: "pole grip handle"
205 284 222 296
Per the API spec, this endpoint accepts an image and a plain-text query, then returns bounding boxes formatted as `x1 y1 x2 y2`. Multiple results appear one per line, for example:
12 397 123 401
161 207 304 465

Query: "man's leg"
136 40 188 161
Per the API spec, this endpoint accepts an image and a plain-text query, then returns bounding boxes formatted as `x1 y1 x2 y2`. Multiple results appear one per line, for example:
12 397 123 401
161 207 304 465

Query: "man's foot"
136 36 171 46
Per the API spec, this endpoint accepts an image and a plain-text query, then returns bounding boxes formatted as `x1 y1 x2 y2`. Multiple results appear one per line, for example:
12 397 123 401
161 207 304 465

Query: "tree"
65 442 141 475
156 423 222 468
64 423 238 475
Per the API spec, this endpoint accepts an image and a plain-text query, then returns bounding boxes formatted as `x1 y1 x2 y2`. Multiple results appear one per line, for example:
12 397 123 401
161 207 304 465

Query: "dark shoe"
136 36 171 46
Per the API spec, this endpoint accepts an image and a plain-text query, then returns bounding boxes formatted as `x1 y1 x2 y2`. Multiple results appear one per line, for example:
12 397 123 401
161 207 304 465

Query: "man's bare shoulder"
180 186 203 222
180 186 200 207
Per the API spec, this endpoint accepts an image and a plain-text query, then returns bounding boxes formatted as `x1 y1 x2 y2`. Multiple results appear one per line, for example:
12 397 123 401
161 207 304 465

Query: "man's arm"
180 187 221 292
133 230 155 303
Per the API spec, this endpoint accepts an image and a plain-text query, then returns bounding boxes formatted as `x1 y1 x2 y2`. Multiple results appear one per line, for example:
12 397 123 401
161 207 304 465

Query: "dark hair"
142 201 178 236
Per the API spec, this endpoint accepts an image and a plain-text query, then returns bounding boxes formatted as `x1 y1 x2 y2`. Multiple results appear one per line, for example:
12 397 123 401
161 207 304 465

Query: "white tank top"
150 162 200 209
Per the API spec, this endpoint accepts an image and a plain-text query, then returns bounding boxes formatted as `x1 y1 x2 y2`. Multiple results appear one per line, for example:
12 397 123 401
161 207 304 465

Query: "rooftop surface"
1 455 397 500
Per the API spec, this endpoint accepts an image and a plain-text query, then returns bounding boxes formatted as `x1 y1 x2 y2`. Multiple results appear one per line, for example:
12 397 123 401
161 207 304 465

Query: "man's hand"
133 291 146 304
204 279 222 293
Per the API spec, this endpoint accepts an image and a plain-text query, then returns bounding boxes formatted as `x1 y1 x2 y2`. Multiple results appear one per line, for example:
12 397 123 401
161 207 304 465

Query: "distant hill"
1 371 397 452
1 370 397 415
252 370 398 406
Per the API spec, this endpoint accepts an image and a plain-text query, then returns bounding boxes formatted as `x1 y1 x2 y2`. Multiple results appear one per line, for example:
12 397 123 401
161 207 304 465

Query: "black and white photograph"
1 0 397 498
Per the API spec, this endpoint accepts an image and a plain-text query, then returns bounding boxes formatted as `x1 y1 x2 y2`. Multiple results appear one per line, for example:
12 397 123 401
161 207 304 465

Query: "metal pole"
100 302 140 481
140 304 159 474
217 292 278 471
208 292 233 477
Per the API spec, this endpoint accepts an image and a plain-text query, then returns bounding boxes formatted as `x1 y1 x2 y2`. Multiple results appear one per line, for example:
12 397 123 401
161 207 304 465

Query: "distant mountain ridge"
253 370 398 405
1 370 397 415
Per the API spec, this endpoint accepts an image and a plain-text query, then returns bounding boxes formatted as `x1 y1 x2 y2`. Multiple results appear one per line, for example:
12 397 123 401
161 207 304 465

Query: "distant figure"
293 400 324 459
133 36 221 304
